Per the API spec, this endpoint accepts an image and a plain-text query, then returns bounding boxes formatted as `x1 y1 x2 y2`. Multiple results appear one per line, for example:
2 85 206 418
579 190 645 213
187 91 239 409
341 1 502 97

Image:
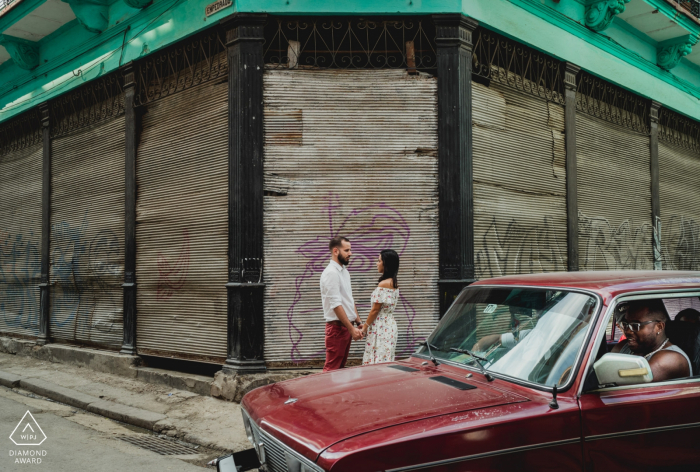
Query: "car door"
580 379 700 471
579 292 700 471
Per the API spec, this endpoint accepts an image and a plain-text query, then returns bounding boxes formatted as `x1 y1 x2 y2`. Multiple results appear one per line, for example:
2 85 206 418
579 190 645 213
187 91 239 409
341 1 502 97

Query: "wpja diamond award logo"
8 411 47 464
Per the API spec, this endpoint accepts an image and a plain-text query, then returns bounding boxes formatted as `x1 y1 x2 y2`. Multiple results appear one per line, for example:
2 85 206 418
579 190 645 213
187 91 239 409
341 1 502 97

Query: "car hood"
241 362 528 460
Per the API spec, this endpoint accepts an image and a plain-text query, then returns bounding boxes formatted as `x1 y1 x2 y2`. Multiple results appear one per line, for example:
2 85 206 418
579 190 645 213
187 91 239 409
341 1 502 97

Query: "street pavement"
0 386 215 471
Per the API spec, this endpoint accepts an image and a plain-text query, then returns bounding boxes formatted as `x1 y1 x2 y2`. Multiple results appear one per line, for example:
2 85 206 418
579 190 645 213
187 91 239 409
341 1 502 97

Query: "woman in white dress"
361 249 400 365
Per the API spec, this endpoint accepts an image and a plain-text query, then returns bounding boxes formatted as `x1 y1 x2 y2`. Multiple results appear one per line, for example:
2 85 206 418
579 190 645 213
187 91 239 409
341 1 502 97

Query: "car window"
586 294 700 392
663 296 700 321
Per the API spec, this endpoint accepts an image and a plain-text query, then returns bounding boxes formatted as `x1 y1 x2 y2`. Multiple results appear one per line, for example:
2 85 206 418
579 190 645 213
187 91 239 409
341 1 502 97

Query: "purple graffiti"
284 193 425 362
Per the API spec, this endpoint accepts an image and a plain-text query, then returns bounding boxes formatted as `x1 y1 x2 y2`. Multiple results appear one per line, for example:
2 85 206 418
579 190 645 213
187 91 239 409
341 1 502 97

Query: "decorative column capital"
585 0 630 32
650 101 662 124
221 13 267 46
0 35 39 70
60 0 109 33
121 61 135 89
657 35 697 71
433 14 478 50
564 63 580 92
39 102 50 127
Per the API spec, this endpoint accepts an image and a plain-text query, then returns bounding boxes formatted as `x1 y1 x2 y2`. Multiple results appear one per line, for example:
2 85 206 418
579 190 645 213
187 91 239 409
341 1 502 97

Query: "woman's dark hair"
378 249 400 289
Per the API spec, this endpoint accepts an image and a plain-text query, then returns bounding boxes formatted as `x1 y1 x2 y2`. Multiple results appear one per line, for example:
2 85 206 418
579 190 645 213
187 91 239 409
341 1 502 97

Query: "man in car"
612 300 692 382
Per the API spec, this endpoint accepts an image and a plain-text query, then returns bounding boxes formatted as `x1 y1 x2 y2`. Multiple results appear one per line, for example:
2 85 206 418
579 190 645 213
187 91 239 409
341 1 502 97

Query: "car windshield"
418 287 598 387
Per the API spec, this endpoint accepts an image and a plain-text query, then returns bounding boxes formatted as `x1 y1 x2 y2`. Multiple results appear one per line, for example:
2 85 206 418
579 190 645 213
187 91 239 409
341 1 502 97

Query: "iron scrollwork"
0 108 42 156
658 107 700 153
133 28 228 106
263 17 436 71
50 71 125 138
576 71 650 134
472 29 565 104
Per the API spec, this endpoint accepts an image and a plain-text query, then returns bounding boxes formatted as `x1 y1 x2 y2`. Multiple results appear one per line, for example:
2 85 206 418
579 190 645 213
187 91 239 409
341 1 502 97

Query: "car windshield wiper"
420 341 440 366
449 348 494 381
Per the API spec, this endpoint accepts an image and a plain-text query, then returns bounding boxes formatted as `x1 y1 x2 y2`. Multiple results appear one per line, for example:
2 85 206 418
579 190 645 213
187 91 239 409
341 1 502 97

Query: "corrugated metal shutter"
262 69 439 365
50 117 125 348
659 139 700 270
136 78 229 362
576 110 653 270
472 82 567 280
0 144 42 338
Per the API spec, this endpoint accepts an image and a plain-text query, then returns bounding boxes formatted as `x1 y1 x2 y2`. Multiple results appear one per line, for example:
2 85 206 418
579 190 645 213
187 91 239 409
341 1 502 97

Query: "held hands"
351 326 364 341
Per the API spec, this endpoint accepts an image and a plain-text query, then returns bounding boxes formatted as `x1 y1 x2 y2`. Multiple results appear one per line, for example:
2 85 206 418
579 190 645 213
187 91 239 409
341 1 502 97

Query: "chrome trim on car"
241 407 324 472
384 438 581 471
414 284 603 394
585 421 700 442
577 289 700 397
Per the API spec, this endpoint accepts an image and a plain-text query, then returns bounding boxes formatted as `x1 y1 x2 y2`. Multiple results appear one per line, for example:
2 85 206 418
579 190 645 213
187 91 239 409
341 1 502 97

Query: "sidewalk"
0 350 251 452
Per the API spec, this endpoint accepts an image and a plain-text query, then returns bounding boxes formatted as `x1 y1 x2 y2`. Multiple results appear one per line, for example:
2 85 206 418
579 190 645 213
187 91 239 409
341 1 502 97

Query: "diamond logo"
9 411 47 446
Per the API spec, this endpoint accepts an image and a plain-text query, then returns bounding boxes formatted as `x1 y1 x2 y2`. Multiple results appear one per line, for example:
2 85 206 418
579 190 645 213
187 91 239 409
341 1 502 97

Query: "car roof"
471 271 700 304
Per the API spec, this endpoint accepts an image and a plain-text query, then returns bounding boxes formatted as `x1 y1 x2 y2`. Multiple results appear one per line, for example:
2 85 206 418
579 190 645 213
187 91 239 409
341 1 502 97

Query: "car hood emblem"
284 397 298 404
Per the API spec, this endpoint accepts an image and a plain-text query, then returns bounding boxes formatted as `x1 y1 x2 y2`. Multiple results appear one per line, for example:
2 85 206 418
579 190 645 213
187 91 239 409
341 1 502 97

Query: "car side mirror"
593 353 653 388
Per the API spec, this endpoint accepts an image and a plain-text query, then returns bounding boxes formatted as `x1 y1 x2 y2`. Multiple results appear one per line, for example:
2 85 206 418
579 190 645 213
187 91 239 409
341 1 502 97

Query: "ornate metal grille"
50 71 125 138
472 28 565 104
679 1 700 19
134 27 227 106
263 17 437 71
576 71 650 134
0 108 42 156
658 107 700 153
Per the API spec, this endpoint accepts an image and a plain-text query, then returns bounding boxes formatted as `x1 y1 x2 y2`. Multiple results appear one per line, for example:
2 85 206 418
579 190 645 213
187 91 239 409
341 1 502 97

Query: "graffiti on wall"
283 193 426 362
661 216 700 271
0 229 41 334
578 211 654 270
156 229 190 301
474 216 567 279
51 215 122 341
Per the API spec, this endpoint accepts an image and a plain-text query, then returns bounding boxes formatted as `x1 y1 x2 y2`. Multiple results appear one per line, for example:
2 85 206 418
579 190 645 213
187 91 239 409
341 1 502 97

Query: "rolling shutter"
576 111 653 270
472 82 567 281
262 69 439 365
50 117 125 348
136 78 229 362
659 139 700 270
0 144 42 338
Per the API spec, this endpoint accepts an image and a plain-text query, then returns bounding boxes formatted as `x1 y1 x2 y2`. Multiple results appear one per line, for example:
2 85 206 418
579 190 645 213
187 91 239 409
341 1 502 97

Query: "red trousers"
323 323 352 372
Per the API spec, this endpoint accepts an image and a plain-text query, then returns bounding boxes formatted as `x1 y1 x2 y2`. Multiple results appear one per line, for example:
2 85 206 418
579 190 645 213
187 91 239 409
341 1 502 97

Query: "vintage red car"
240 271 700 471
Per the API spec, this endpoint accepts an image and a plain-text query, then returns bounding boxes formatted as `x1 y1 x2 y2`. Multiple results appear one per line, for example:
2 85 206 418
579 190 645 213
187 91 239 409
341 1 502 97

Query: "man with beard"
612 300 692 382
320 236 364 372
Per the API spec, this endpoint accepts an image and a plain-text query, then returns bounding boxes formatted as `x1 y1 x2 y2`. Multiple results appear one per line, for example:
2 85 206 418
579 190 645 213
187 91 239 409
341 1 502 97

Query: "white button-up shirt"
320 260 357 323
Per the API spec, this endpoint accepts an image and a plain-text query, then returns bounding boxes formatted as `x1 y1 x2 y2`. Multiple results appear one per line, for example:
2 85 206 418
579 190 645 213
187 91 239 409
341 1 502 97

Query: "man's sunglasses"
617 319 662 332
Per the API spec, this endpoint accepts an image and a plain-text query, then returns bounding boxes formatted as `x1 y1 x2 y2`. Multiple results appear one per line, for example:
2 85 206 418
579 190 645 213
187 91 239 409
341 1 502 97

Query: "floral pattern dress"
362 287 399 365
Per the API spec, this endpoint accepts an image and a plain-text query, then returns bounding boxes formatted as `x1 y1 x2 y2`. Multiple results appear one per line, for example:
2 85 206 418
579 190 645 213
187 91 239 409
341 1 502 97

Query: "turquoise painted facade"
1 0 700 122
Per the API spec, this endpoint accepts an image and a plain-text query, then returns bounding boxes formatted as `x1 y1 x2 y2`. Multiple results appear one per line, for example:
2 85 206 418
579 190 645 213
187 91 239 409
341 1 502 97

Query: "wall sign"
205 0 231 17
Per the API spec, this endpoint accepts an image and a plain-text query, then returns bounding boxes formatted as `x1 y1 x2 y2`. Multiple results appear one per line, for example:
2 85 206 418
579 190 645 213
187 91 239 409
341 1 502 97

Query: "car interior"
583 296 700 392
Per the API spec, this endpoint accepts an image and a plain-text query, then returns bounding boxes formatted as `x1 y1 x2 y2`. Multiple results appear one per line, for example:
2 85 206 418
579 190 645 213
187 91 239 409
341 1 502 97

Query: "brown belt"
326 320 343 327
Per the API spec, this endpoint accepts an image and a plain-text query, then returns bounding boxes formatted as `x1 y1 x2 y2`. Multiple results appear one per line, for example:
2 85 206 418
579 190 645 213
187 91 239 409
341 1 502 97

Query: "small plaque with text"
205 0 231 17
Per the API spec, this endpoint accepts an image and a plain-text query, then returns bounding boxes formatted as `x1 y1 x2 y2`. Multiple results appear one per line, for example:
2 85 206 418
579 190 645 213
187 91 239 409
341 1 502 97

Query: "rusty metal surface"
576 109 654 271
473 81 568 282
262 68 439 364
135 78 228 361
658 140 700 270
50 115 126 348
0 143 42 338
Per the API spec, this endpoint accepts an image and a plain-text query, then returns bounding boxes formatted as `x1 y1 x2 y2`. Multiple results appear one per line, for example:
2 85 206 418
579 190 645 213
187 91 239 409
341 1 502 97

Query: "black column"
564 63 580 272
121 63 137 355
433 14 478 317
221 13 267 374
37 102 51 345
650 101 662 270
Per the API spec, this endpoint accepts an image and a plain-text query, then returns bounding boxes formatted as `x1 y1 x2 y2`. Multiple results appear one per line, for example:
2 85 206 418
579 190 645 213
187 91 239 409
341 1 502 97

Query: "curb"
2 370 167 432
0 370 21 388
